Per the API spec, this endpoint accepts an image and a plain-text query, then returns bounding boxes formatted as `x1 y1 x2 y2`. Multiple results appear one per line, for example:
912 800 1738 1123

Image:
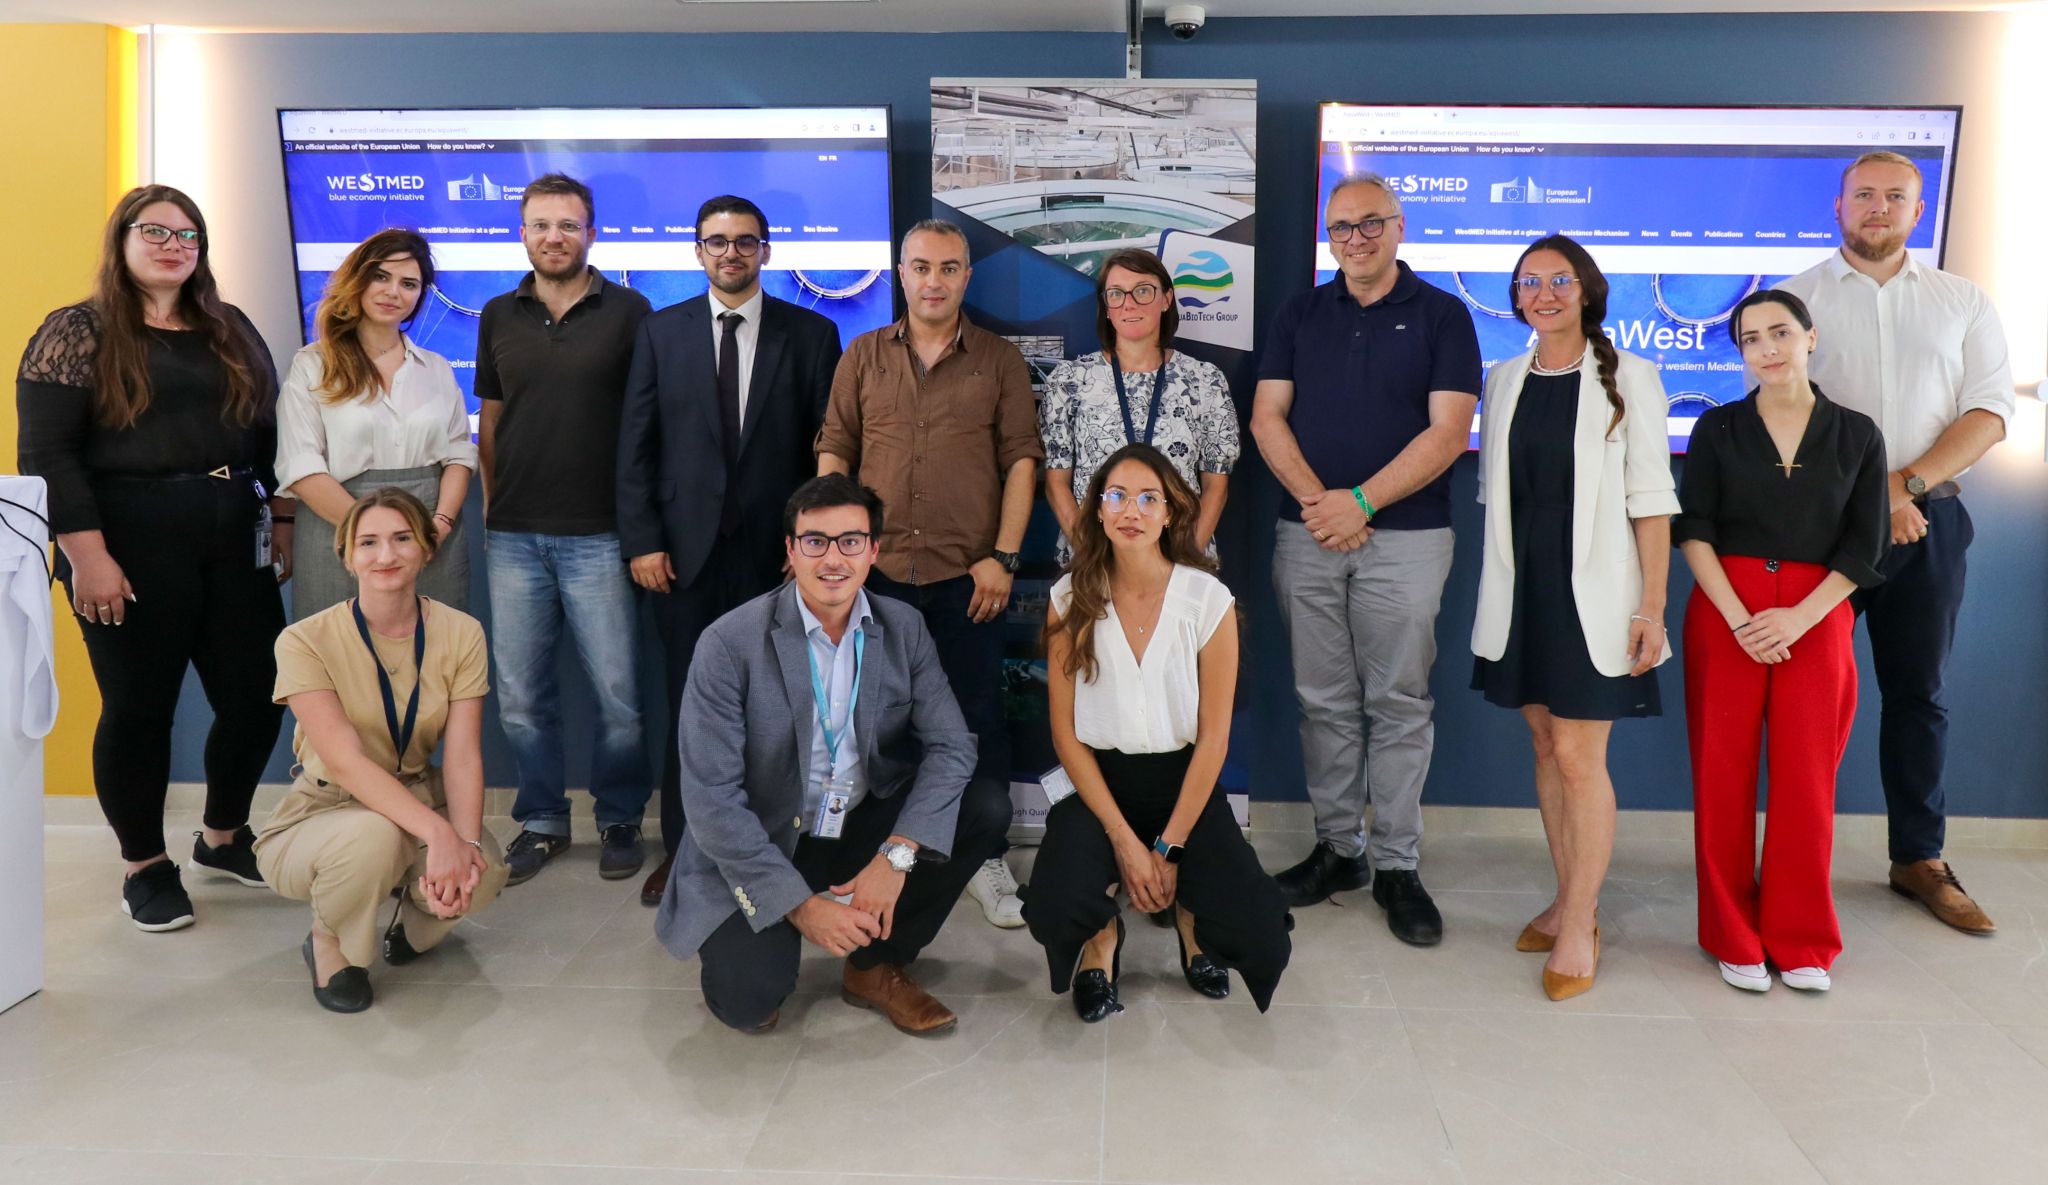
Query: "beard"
530 245 588 281
709 264 757 296
1842 224 1909 263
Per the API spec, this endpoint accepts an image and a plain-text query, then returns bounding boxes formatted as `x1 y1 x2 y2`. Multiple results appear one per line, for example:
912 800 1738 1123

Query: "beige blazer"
1471 343 1682 678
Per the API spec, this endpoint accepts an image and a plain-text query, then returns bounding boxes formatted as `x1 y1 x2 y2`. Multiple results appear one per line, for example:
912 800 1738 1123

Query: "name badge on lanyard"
1111 355 1166 447
807 628 864 840
352 598 424 774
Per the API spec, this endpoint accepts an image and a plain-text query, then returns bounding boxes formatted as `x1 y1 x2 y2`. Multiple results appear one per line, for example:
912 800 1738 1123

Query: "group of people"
13 146 2012 1026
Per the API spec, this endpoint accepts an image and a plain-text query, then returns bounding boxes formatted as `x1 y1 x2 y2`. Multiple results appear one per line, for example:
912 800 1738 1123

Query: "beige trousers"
258 803 508 967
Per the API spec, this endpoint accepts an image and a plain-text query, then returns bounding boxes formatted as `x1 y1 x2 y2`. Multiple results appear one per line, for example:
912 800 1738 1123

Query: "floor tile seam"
1688 1014 1854 1185
1819 903 2006 1027
1996 1025 2048 1076
1388 994 1464 1167
734 1014 812 1173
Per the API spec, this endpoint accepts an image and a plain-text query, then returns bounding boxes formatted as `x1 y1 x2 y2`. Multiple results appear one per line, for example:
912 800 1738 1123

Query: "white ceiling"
0 0 2025 34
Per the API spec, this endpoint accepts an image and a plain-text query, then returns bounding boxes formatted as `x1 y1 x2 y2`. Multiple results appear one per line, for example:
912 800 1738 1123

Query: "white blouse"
274 338 478 493
1052 564 1234 755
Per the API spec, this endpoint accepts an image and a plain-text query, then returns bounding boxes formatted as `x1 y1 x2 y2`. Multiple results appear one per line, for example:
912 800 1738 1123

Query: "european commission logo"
447 173 506 201
1173 250 1235 308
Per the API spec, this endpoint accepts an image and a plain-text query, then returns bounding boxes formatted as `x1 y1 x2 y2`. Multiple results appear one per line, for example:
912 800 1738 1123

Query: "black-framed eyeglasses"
1515 275 1580 293
1104 283 1162 308
1100 490 1166 516
130 222 202 249
523 219 586 237
1326 215 1397 242
793 531 872 558
699 234 764 258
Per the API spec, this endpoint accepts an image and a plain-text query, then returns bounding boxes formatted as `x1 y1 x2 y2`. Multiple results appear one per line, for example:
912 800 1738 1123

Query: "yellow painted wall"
0 25 139 795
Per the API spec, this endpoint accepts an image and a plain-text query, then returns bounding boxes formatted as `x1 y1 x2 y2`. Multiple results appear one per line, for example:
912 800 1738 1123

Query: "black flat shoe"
1274 841 1372 909
302 932 374 1014
1175 914 1231 1000
1371 868 1444 946
382 906 424 966
1071 916 1125 1023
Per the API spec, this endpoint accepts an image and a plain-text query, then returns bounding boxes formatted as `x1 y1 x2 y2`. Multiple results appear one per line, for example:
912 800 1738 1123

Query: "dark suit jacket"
616 293 841 586
653 582 976 961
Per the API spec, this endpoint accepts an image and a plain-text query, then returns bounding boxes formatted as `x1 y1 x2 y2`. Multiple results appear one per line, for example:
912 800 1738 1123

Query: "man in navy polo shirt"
1250 172 1481 946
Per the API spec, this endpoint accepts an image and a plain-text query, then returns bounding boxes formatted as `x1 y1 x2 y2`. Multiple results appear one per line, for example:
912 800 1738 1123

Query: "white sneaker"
1779 966 1832 992
965 857 1027 929
1719 961 1772 992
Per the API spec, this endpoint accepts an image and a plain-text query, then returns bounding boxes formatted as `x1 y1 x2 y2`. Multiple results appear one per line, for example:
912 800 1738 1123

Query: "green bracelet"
1351 486 1375 520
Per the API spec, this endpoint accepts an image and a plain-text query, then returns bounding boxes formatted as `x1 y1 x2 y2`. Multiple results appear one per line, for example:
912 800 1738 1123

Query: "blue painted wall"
159 14 2047 820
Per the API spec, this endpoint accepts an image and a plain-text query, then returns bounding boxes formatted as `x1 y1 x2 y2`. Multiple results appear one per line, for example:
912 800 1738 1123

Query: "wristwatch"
1152 837 1184 865
878 841 918 873
991 549 1021 574
1902 468 1929 499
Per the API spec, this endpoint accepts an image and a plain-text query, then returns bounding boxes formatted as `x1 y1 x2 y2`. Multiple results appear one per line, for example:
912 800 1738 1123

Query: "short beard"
531 249 588 281
1842 226 1908 263
709 266 756 296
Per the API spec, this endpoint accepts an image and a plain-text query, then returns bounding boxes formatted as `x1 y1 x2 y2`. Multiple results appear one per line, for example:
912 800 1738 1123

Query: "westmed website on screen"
1313 105 1958 447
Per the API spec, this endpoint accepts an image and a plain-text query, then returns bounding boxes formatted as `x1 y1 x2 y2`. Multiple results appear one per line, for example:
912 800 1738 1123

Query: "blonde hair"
334 487 440 566
1841 151 1923 195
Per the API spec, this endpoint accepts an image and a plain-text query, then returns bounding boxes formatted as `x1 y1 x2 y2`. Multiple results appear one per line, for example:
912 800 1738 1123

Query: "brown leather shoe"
1889 859 1997 935
641 853 673 908
841 961 958 1035
749 1009 780 1034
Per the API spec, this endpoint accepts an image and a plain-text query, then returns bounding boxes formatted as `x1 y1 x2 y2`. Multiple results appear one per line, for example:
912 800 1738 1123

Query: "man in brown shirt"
816 219 1040 921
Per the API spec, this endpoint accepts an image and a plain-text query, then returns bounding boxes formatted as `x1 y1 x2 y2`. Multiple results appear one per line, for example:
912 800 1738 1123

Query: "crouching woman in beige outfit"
256 487 506 1012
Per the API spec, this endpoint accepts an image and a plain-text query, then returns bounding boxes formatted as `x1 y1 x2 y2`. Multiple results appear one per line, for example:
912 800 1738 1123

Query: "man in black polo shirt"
1249 171 1482 945
476 172 654 888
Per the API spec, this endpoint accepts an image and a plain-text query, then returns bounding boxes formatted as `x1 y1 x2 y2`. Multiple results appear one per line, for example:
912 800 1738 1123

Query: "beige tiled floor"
6 812 2048 1184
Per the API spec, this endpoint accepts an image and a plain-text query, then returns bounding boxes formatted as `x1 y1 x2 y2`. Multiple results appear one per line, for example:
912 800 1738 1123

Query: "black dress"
1471 369 1660 720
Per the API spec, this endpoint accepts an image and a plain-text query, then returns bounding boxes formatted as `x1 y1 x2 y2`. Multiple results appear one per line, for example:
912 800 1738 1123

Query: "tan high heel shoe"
1515 922 1556 953
1541 926 1600 1002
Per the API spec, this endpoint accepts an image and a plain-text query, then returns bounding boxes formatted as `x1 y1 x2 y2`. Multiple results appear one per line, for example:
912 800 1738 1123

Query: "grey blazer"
654 582 976 960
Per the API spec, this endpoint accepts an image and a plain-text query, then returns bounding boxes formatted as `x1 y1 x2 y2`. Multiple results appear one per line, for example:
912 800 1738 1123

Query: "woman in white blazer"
1469 234 1680 1001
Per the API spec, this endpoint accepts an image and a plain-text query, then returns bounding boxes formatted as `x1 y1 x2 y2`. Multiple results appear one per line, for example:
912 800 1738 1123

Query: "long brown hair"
1045 442 1213 683
1094 248 1179 355
1510 234 1623 439
90 185 262 429
313 229 436 403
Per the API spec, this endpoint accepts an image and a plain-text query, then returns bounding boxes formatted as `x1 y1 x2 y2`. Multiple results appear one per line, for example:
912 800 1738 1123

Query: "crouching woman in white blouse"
1025 442 1291 1023
275 229 476 620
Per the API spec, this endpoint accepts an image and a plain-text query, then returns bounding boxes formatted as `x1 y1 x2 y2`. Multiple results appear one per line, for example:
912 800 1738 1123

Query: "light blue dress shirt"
796 589 873 822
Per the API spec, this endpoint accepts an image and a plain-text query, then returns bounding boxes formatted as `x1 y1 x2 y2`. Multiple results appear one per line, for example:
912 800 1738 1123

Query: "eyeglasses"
1326 215 1397 243
1104 283 1162 308
130 223 202 250
1515 275 1580 293
523 219 586 237
1100 490 1166 516
699 235 763 257
793 531 872 558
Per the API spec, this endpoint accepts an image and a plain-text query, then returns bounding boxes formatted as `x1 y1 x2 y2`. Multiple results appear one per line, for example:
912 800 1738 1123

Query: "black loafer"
382 908 424 966
1371 868 1444 946
1273 841 1372 909
303 933 374 1013
1176 920 1231 1000
1071 916 1125 1023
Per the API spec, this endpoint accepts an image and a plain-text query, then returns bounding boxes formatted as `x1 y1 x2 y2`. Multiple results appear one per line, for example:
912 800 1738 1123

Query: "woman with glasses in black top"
1675 289 1887 995
16 185 289 933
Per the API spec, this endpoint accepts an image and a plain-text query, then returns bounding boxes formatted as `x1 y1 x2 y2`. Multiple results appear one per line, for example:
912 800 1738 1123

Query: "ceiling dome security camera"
1165 4 1206 40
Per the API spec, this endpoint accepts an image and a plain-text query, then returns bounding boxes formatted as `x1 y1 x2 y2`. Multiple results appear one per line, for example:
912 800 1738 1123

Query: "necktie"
716 312 744 536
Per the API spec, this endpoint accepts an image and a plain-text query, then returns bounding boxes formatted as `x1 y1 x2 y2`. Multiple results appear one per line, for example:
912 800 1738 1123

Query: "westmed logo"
326 173 426 193
1390 175 1469 195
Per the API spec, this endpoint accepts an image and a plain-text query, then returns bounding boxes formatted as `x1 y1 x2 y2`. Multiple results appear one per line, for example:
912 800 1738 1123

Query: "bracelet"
462 838 483 852
1350 485 1375 520
1629 614 1662 629
433 512 455 523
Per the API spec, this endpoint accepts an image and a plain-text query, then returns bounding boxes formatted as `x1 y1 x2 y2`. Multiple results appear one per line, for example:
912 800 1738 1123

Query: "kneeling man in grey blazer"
654 474 1011 1034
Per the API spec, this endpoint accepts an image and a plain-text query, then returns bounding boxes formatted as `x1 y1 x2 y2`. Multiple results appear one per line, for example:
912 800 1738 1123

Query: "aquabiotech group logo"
447 173 506 201
1172 250 1235 309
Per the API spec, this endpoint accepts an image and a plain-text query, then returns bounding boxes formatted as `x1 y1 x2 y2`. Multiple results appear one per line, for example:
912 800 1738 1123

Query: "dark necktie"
716 311 744 536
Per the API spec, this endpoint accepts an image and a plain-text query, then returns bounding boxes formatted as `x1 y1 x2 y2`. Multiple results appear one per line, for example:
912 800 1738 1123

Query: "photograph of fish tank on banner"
932 79 1258 834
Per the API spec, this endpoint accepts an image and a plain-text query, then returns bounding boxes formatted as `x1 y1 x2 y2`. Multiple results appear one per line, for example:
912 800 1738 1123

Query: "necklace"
1530 356 1583 376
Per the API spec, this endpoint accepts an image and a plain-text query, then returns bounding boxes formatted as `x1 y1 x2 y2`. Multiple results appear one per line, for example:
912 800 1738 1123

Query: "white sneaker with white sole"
965 857 1027 929
1779 966 1832 992
1719 961 1772 992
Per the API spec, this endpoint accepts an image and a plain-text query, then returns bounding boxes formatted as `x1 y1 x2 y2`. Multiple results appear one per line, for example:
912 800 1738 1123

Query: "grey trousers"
1272 520 1455 869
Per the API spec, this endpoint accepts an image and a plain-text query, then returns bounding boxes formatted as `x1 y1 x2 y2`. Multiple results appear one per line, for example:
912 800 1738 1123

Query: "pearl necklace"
1530 356 1583 376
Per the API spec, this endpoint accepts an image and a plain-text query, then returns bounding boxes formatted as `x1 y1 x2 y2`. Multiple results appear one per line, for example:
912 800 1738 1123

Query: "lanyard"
1111 354 1168 447
352 598 424 772
806 626 865 770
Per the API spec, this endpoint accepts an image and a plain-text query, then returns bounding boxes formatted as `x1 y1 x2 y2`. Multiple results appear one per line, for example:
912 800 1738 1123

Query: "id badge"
1039 764 1078 806
812 777 853 840
252 480 274 569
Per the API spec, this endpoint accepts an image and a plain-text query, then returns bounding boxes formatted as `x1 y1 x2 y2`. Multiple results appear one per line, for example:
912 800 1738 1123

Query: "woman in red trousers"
1674 289 1887 994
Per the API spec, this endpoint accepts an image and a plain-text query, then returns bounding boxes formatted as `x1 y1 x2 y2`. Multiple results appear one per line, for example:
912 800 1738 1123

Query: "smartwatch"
878 841 918 873
1152 837 1184 865
991 549 1022 574
1902 469 1929 500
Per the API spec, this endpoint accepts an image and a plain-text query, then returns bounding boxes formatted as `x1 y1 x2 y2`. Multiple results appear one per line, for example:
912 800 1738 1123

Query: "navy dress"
1471 370 1661 720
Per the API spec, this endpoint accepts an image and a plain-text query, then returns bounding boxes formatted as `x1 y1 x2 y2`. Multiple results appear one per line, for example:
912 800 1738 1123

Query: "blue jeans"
487 530 651 835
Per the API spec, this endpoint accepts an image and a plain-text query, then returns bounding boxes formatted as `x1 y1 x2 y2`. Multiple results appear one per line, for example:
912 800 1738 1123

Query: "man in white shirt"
1777 150 2016 936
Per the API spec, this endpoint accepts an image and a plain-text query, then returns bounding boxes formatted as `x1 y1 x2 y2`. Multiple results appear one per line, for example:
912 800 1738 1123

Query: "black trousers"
60 476 286 862
653 536 781 854
865 571 1010 782
1023 747 1292 1011
1851 495 1973 864
696 776 1012 1032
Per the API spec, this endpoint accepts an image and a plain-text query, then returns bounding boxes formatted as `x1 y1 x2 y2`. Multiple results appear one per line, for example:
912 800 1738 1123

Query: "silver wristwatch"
878 841 918 873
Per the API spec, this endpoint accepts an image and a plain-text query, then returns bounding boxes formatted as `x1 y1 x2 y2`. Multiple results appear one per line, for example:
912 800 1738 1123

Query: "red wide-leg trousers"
1683 557 1855 971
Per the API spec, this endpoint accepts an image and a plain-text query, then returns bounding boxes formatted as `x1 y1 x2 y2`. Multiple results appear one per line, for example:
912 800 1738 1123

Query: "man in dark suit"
653 476 1010 1034
618 195 843 905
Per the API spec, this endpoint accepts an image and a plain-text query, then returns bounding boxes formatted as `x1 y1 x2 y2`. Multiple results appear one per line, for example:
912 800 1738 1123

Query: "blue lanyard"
1111 354 1168 447
806 626 865 769
351 598 423 772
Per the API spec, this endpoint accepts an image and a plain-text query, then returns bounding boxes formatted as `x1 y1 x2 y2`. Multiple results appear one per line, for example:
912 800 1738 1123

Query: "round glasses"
130 222 202 250
1104 283 1162 308
793 531 871 558
699 235 764 257
1100 490 1166 516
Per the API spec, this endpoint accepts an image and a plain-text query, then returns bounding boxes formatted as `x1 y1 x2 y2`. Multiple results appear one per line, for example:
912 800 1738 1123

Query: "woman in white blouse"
275 229 475 620
1026 442 1290 1022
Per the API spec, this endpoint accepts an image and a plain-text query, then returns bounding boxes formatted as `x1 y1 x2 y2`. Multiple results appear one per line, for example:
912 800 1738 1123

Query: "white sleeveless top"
1051 564 1234 754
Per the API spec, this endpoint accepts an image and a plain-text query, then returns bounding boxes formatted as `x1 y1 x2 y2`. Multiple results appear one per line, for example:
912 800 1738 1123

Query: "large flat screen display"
278 106 896 412
1313 104 1961 446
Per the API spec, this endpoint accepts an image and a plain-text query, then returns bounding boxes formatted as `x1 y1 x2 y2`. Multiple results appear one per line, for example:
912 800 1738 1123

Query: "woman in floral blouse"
1039 249 1240 564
